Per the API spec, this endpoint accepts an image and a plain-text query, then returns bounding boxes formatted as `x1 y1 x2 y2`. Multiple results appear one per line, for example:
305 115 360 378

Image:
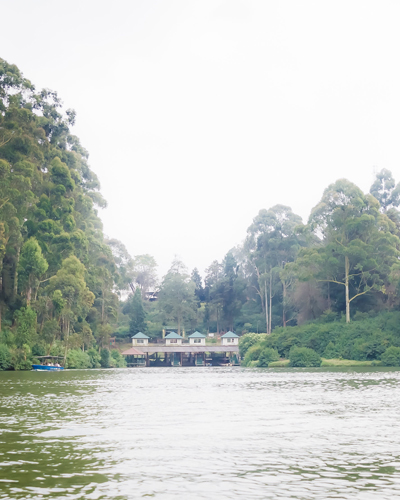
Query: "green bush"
258 348 280 367
239 333 268 357
110 350 127 368
0 344 12 370
66 349 91 369
100 348 110 368
323 341 338 359
242 345 263 366
87 348 101 368
0 329 15 347
262 311 400 361
289 346 321 367
32 344 46 357
381 346 400 366
11 345 33 370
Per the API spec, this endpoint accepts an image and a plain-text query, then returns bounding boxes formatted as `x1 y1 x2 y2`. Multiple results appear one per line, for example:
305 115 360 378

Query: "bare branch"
348 288 372 302
317 279 345 286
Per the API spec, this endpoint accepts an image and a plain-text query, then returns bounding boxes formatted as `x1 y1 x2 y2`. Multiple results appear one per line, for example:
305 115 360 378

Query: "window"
137 339 144 344
170 339 177 344
194 339 201 343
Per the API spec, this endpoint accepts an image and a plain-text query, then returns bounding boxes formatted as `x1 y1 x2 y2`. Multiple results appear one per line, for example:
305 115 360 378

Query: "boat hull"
32 365 64 371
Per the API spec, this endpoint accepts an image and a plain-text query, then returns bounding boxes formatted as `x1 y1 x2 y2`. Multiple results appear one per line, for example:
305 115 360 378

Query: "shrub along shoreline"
239 312 400 368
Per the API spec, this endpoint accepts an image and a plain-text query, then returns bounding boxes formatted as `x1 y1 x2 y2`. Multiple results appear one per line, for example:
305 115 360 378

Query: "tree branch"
348 288 372 303
317 279 345 286
0 198 9 210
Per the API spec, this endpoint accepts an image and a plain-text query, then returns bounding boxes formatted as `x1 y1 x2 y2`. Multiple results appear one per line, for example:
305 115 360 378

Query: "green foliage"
14 307 37 348
87 348 101 368
5 57 400 370
0 57 134 369
132 254 158 298
158 259 197 335
100 348 110 368
110 350 127 367
18 237 48 304
242 345 263 366
66 349 91 369
258 348 280 367
380 346 400 366
12 345 32 370
0 344 12 370
239 332 268 357
289 347 321 367
128 287 147 334
263 312 400 361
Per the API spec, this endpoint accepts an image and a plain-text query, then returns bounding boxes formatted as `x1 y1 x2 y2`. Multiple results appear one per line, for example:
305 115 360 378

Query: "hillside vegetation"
2 57 400 370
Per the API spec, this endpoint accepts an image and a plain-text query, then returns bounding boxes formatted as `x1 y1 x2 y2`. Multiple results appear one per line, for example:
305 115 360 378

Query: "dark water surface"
1 367 400 499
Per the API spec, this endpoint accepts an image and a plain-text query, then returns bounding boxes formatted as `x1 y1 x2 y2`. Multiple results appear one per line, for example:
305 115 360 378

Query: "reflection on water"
1 367 400 499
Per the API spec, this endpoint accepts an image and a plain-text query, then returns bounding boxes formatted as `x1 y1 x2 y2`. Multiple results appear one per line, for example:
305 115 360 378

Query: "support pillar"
180 352 183 366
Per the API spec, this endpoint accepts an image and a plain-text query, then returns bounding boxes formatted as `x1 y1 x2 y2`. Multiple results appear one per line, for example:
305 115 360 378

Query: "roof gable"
165 332 183 339
131 332 149 339
188 331 206 338
221 331 239 338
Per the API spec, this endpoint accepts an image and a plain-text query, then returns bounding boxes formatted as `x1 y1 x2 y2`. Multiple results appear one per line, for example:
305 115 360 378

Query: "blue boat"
32 356 64 371
32 364 64 371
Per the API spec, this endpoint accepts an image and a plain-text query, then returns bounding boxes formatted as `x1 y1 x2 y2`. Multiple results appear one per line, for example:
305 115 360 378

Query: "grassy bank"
252 358 381 367
268 359 290 367
320 358 379 367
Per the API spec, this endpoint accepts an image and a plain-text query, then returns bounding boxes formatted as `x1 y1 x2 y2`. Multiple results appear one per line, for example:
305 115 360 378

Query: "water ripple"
1 367 400 499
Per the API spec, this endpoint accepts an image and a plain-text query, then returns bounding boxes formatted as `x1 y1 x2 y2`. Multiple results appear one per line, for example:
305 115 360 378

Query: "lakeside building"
165 332 184 345
188 331 206 345
221 331 239 346
123 331 240 367
131 332 150 346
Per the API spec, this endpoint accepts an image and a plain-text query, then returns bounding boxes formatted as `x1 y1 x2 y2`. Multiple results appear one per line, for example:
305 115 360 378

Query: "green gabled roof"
221 331 239 338
188 331 206 338
165 332 183 339
131 332 149 339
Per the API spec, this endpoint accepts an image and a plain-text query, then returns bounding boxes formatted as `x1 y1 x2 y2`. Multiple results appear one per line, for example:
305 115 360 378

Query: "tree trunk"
282 280 286 328
265 282 269 334
345 255 350 323
63 320 70 367
12 245 20 302
269 273 272 334
101 287 105 323
327 281 331 310
177 314 181 336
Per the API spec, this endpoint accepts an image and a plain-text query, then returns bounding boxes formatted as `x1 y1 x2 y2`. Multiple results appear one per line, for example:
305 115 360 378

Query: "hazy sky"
2 0 400 279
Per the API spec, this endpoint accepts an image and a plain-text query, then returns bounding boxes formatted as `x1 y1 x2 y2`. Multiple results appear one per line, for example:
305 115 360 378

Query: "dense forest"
2 58 400 370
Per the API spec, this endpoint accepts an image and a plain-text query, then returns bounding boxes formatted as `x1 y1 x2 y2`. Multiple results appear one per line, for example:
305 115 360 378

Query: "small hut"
165 332 183 345
188 331 206 345
221 331 239 346
132 332 150 346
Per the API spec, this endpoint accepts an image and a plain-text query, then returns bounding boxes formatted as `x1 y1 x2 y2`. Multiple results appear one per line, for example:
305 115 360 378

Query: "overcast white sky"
2 0 400 279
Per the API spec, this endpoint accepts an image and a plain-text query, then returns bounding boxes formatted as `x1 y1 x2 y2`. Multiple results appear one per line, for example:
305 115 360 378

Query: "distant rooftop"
165 332 183 339
131 332 149 339
221 331 239 338
188 331 206 338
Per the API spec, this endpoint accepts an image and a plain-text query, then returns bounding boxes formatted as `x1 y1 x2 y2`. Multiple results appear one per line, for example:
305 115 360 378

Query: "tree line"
2 57 400 369
123 170 400 342
0 59 142 369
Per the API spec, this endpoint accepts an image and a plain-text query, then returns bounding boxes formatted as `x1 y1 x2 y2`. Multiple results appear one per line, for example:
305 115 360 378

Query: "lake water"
1 367 400 499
